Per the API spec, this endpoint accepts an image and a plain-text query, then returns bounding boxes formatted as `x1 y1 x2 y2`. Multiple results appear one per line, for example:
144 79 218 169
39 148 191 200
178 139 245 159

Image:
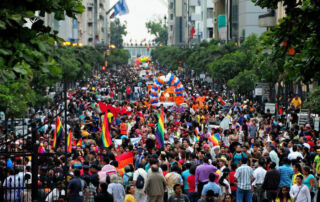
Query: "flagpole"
105 0 120 15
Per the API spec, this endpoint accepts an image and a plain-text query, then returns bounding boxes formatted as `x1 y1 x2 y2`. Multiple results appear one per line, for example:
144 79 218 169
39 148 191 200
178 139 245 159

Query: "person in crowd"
201 173 222 201
275 186 293 202
124 185 136 202
168 184 190 202
235 158 254 202
67 169 88 202
289 175 311 202
196 156 217 194
252 159 266 202
133 163 148 202
262 162 280 201
95 183 114 202
278 158 293 188
144 164 167 202
107 174 125 202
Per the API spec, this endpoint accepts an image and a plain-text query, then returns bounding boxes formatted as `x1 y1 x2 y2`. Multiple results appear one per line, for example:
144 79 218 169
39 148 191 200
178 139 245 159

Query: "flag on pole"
52 116 64 149
67 130 72 153
113 0 129 18
102 112 112 148
190 26 195 40
217 96 227 105
155 109 165 148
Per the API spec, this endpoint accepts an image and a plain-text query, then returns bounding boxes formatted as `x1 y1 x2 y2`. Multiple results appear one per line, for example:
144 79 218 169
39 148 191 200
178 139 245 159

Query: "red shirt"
229 171 237 191
187 175 196 193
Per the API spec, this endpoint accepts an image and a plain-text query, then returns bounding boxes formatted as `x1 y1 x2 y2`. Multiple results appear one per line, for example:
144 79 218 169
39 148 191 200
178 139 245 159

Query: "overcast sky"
110 0 168 43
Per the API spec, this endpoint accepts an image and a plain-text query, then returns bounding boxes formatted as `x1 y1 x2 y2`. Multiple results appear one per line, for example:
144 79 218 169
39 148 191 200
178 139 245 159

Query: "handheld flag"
38 143 46 153
67 130 72 153
52 116 64 149
77 138 82 147
155 109 165 148
116 151 133 169
217 96 227 105
208 133 220 146
102 112 112 148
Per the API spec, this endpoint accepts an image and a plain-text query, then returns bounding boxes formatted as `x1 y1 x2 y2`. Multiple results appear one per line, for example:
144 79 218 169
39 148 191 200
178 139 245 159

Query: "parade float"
149 73 185 107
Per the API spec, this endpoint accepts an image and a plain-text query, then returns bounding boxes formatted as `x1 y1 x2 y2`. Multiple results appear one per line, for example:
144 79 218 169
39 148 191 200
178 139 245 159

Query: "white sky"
110 0 168 43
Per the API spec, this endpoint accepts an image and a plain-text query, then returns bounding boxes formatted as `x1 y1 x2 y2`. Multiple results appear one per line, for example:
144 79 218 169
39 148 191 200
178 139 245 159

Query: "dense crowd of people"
0 65 319 202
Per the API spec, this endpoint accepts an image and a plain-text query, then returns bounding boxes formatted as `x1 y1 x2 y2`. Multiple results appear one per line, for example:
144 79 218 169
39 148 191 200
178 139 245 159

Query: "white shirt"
252 166 266 186
288 151 304 160
269 150 279 168
290 184 311 202
133 168 148 194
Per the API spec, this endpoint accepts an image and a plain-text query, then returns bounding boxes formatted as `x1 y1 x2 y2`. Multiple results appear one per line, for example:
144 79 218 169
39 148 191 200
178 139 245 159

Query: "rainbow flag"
77 138 82 147
67 130 72 153
155 109 165 148
52 116 64 149
195 127 200 140
217 96 227 105
208 133 220 146
116 151 133 169
102 112 112 148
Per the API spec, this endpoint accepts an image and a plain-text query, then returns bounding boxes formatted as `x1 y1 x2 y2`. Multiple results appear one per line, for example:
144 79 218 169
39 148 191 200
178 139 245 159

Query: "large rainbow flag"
116 151 133 169
67 130 72 153
52 116 64 149
217 96 227 105
102 112 112 148
155 109 165 148
208 133 220 146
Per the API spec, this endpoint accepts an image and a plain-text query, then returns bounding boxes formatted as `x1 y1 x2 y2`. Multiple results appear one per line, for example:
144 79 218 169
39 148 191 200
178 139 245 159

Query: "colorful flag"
113 0 129 18
190 26 195 40
217 96 227 105
208 133 220 146
195 127 200 140
102 112 112 148
67 130 72 153
52 116 64 149
115 151 133 169
155 109 165 148
38 143 46 153
77 138 82 147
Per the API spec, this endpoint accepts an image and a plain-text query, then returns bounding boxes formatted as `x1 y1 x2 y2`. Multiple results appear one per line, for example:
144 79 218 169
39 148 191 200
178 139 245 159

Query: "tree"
145 19 168 45
253 0 320 84
0 0 84 117
227 69 258 94
108 49 130 66
110 19 127 48
304 87 320 113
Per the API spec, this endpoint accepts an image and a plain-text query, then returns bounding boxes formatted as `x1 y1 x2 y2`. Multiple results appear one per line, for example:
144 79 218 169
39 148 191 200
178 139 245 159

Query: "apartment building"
44 0 110 46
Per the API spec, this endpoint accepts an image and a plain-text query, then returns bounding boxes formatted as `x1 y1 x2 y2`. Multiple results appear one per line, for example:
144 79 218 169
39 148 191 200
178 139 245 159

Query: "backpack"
136 173 144 189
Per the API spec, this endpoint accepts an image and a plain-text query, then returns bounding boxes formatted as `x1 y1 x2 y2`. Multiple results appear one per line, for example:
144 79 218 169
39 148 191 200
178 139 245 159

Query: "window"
170 25 173 31
207 8 213 19
170 14 174 20
208 28 213 38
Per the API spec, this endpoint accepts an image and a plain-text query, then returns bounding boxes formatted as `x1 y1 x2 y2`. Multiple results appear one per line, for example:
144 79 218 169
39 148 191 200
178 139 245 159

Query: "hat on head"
203 144 210 149
306 124 311 128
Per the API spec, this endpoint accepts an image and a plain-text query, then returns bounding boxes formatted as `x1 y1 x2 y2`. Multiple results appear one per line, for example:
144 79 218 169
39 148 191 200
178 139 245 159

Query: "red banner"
115 151 133 169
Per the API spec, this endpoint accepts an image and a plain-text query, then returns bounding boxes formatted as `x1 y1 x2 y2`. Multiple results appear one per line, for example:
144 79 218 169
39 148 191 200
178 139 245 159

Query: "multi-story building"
168 0 214 46
213 0 267 42
44 0 110 46
167 0 189 46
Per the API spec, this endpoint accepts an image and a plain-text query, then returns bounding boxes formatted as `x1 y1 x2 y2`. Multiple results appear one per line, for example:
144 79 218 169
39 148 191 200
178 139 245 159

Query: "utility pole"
93 0 98 46
31 122 38 200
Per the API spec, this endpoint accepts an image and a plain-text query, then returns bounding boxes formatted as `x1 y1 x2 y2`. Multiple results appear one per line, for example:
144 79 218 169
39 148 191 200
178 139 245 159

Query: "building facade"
44 0 110 46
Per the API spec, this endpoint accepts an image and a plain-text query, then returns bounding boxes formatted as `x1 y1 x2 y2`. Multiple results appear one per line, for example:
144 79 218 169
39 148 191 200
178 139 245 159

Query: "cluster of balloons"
150 73 184 105
136 57 151 66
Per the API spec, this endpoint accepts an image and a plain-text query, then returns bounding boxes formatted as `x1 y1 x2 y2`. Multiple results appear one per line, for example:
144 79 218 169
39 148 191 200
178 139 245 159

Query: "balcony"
87 2 93 7
207 0 214 8
258 10 276 27
189 0 199 7
207 18 213 28
191 14 201 21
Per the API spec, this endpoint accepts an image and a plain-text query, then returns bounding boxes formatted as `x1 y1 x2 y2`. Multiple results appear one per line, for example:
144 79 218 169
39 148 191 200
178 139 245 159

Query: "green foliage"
108 49 130 66
0 0 85 117
145 19 168 45
110 19 127 49
227 69 258 94
253 0 320 83
304 87 320 113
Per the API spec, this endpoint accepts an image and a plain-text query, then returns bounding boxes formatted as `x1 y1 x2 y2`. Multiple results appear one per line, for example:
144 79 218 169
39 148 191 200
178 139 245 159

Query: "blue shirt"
235 164 254 190
182 170 191 191
278 164 293 187
201 182 222 196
